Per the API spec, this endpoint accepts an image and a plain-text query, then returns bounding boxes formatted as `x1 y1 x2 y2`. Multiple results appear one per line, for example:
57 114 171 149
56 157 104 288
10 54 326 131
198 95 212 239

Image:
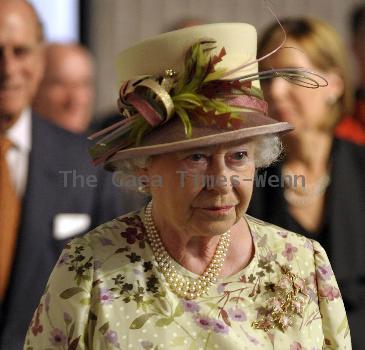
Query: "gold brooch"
252 265 307 332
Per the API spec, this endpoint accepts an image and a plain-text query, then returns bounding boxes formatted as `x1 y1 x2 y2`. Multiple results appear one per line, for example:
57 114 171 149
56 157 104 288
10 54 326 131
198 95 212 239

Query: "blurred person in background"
33 43 94 134
336 4 365 145
0 1 144 349
247 17 365 348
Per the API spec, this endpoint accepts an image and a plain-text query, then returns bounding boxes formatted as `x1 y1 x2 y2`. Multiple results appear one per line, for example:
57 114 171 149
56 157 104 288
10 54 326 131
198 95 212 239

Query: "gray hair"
112 134 282 192
254 134 283 168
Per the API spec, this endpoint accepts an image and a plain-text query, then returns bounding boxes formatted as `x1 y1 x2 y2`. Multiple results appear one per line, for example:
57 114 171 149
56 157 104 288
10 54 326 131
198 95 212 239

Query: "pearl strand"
143 201 231 300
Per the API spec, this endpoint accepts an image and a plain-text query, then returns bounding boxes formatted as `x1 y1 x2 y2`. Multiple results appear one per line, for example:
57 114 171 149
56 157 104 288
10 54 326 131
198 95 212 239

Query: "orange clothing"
336 90 365 145
336 116 365 145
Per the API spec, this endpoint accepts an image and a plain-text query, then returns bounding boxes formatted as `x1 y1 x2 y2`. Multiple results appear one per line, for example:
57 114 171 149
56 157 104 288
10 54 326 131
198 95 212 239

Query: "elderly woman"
247 17 365 348
24 23 351 349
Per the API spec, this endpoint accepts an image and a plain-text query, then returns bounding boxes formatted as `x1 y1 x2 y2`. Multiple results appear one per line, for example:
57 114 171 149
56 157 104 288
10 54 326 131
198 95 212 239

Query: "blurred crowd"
0 1 364 349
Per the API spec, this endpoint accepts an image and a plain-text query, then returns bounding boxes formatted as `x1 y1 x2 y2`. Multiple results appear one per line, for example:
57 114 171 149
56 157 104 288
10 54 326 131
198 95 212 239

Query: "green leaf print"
69 323 75 341
60 287 84 299
68 336 81 350
129 313 156 329
80 297 90 305
155 317 174 327
158 297 170 312
173 303 184 318
98 322 109 335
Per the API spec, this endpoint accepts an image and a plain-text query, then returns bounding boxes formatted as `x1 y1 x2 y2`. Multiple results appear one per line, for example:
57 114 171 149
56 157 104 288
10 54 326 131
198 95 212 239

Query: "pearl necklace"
143 201 231 300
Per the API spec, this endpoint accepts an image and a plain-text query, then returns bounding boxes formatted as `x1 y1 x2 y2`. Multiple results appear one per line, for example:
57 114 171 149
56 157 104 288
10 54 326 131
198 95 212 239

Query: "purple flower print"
277 231 288 238
120 217 135 225
319 284 340 301
212 319 229 334
242 329 260 345
121 227 144 244
49 328 67 346
100 237 114 246
282 243 298 261
316 265 333 281
194 314 212 330
105 330 119 345
228 307 247 322
99 287 113 304
290 341 303 350
133 268 143 276
44 293 51 312
306 272 316 287
94 260 102 270
217 283 226 294
58 253 70 266
182 300 200 313
303 239 313 251
31 304 43 336
63 312 72 324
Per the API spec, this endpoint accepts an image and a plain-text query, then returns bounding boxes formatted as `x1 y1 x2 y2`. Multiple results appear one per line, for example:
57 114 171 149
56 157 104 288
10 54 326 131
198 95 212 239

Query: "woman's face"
260 39 343 134
142 140 256 238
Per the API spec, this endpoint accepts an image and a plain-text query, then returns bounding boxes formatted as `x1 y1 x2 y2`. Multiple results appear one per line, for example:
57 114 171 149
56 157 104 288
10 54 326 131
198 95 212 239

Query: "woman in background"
248 17 365 348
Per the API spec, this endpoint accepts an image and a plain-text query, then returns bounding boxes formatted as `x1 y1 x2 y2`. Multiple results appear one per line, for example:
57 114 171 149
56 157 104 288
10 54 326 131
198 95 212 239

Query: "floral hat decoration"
89 23 326 170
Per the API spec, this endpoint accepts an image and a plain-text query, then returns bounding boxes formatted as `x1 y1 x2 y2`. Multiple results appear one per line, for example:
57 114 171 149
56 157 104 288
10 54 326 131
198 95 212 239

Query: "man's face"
33 46 94 134
0 2 44 131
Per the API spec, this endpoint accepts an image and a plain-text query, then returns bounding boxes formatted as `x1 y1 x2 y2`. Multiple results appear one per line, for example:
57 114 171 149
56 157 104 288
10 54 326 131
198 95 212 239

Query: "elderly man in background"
0 1 145 349
33 43 94 134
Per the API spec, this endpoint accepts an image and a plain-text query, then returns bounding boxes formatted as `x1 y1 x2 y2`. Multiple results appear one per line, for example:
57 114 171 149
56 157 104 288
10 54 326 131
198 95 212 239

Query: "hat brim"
106 112 292 169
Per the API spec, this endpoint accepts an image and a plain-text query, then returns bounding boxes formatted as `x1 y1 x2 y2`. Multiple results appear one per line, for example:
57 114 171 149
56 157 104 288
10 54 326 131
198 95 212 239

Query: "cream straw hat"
89 23 325 170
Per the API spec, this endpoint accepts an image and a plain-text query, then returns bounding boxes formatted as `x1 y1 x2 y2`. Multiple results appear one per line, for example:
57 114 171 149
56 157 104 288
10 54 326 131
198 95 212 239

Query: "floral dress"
24 210 351 350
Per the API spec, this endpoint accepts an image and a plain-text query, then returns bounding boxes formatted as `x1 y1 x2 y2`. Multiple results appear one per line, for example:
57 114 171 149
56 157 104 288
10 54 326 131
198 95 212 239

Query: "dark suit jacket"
248 138 365 349
0 115 147 350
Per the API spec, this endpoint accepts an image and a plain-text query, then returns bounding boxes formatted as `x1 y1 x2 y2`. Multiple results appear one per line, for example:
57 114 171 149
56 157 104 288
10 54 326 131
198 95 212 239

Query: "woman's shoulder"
246 215 323 270
63 209 147 267
85 209 145 241
247 214 312 243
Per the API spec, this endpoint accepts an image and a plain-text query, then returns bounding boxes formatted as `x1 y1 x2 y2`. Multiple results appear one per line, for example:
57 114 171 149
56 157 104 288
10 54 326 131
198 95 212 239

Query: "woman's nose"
205 157 231 193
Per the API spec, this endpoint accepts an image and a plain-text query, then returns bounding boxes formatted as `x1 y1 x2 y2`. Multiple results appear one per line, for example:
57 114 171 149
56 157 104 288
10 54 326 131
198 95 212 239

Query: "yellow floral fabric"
24 210 351 350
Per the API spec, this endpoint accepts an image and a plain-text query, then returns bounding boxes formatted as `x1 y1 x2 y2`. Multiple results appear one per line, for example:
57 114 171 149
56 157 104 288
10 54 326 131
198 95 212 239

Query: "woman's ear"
325 70 344 103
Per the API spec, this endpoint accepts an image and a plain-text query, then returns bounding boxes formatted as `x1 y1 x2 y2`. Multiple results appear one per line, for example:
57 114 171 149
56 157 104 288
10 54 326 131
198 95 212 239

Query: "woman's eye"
231 151 248 161
188 154 207 162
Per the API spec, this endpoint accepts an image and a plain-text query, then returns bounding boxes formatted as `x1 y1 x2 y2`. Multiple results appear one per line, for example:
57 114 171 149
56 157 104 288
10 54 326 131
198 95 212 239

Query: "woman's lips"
200 206 234 215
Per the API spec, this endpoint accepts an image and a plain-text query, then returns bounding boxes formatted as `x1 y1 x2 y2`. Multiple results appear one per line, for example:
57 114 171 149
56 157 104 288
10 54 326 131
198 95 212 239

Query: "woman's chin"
193 217 235 236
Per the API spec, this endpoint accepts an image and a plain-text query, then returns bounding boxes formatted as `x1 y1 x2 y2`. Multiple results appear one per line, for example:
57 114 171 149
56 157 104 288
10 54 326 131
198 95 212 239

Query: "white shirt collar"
6 108 32 152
